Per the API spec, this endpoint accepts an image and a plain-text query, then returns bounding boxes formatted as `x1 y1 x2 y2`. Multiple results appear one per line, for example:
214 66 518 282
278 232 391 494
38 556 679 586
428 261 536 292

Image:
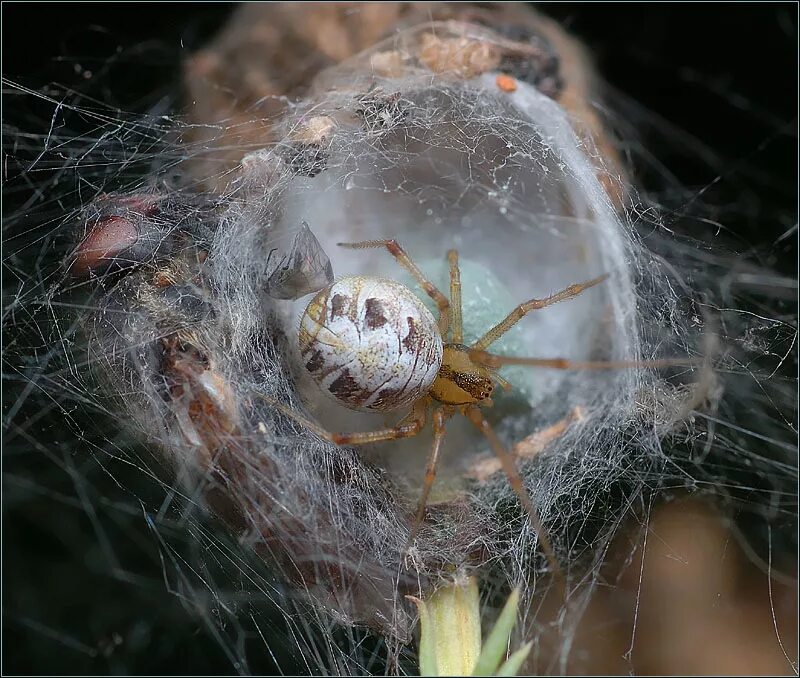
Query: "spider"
269 239 659 571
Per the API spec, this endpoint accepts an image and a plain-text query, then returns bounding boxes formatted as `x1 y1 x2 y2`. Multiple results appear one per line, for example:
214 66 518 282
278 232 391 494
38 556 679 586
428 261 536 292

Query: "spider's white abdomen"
299 275 443 412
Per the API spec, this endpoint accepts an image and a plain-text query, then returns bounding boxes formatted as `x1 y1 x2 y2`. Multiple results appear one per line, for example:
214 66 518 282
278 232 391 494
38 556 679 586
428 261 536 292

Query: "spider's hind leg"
257 393 428 445
338 239 450 334
406 406 451 548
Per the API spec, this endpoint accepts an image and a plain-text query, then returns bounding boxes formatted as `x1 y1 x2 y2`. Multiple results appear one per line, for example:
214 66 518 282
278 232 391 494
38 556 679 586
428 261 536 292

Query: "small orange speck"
495 74 517 93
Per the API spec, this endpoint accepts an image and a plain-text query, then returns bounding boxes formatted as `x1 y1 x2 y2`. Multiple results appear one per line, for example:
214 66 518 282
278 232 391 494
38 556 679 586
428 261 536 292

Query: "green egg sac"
400 257 537 414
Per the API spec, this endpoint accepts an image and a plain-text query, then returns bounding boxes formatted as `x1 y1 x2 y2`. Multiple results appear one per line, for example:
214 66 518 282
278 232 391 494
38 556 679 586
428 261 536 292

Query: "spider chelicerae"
264 238 675 570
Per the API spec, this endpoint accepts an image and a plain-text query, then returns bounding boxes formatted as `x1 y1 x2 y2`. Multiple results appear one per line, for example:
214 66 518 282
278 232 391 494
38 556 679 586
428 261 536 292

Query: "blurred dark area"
3 3 797 675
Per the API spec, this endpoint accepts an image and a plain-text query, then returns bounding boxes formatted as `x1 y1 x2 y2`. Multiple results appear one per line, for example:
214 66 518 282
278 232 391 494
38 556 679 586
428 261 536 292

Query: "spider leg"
492 371 513 391
464 405 561 577
471 273 609 350
470 351 700 371
257 393 428 445
338 239 450 334
467 407 584 483
447 249 463 344
407 406 451 547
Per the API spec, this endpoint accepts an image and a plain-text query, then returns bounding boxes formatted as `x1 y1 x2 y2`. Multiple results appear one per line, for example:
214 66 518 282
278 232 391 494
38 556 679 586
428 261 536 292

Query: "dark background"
4 3 796 265
3 3 797 675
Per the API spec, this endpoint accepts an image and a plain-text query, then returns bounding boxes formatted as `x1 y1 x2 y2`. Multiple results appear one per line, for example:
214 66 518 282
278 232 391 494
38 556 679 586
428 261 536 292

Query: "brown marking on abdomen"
364 297 388 329
329 369 373 404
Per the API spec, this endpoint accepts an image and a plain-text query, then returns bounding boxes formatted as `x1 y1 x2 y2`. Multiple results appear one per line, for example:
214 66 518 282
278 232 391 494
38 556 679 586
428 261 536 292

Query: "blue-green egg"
399 257 538 413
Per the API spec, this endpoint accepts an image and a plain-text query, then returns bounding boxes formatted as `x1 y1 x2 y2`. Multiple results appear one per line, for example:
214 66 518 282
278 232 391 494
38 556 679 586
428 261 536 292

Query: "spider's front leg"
471 273 610 350
464 405 561 578
467 407 585 483
469 351 700 371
